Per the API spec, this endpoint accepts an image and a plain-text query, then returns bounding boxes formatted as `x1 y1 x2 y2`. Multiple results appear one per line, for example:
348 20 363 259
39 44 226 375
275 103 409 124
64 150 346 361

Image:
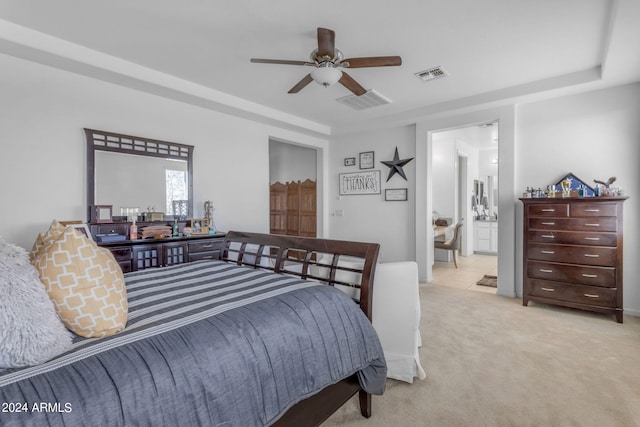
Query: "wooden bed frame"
221 231 381 426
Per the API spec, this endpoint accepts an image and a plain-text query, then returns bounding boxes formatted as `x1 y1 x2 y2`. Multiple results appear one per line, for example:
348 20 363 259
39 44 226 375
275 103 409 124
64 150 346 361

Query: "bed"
0 231 385 426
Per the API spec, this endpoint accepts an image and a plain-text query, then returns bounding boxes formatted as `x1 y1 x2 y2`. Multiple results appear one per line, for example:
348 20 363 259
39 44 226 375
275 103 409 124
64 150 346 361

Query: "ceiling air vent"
337 89 392 110
415 66 448 82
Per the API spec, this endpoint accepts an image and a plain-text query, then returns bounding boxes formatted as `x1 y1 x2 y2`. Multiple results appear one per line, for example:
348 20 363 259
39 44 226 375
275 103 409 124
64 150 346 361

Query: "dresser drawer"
529 217 617 232
188 251 220 262
94 223 129 235
527 261 616 287
529 279 616 308
570 203 617 217
528 204 568 217
527 230 617 247
527 243 617 267
188 239 223 253
108 246 132 262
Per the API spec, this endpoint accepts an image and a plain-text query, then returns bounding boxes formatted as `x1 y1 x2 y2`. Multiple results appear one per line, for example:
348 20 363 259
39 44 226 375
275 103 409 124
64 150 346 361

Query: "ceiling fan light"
311 66 342 87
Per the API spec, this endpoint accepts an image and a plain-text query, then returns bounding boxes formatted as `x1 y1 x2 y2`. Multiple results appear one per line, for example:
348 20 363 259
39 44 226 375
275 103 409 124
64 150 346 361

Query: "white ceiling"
1 0 638 136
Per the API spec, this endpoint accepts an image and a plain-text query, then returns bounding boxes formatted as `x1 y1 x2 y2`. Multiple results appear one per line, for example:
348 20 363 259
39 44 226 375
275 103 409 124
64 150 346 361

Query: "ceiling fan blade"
251 58 312 66
339 72 367 96
317 28 335 58
288 74 314 94
342 56 402 68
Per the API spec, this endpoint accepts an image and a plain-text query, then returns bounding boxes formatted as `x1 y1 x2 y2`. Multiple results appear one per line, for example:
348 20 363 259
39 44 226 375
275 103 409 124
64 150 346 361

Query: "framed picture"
65 223 93 240
190 218 210 235
91 205 113 223
359 151 375 169
339 170 381 195
385 188 408 201
553 172 595 196
344 157 356 166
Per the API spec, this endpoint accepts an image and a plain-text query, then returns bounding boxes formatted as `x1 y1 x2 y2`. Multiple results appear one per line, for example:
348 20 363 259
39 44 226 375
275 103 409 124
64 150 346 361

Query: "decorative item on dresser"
520 196 628 323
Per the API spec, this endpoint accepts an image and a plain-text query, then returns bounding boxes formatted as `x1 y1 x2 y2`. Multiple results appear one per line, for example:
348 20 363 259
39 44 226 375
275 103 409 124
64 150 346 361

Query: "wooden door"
270 180 316 238
286 181 301 236
269 182 287 235
298 179 317 238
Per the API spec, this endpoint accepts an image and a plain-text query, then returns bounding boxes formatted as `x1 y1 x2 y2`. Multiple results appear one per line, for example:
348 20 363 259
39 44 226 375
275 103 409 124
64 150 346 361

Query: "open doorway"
268 139 318 238
431 122 499 292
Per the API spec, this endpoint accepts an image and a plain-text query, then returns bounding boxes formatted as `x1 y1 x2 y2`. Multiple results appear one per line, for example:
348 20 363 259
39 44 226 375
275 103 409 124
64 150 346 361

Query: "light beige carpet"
324 284 640 427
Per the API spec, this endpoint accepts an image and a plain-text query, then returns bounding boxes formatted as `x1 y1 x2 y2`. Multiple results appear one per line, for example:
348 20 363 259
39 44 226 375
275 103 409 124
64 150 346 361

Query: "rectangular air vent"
415 66 448 82
337 89 392 110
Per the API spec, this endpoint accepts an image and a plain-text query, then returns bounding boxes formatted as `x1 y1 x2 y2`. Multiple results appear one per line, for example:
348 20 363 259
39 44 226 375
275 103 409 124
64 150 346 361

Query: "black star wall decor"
381 147 414 182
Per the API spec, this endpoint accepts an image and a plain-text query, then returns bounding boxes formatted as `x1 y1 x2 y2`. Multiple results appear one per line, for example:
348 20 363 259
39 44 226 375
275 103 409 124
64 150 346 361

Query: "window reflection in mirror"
95 151 188 218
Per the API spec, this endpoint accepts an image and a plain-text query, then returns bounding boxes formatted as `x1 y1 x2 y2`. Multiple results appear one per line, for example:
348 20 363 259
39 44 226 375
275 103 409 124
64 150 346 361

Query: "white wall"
329 125 416 263
515 83 640 315
268 140 316 184
479 148 499 178
432 136 456 221
0 53 329 250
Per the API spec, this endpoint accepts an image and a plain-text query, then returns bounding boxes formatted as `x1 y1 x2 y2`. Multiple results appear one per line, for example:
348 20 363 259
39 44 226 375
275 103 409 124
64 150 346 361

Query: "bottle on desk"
129 219 138 240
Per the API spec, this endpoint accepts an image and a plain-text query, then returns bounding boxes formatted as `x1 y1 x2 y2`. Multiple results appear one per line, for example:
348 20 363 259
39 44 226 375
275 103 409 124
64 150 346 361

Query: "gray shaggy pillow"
0 237 73 368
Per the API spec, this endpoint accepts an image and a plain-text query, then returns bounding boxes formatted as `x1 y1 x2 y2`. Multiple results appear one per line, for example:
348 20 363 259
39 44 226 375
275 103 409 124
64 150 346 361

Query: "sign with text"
339 170 381 195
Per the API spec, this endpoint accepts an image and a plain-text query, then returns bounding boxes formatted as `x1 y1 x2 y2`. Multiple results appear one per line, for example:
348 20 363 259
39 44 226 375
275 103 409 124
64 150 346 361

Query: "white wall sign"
339 170 381 195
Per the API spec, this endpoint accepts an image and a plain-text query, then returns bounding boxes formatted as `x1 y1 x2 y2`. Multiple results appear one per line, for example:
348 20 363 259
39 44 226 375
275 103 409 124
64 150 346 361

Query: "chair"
434 222 463 268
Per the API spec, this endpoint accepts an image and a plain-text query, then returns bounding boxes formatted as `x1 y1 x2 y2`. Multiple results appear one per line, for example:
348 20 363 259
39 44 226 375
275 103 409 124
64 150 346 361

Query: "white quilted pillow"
0 237 73 368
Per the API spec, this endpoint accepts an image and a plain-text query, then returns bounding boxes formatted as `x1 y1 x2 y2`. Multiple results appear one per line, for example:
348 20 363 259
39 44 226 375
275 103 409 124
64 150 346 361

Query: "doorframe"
268 136 329 238
415 105 517 298
456 151 472 256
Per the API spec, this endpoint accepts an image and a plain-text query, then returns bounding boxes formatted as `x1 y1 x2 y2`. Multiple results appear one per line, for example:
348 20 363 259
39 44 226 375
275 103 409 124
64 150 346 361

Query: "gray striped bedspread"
0 260 386 426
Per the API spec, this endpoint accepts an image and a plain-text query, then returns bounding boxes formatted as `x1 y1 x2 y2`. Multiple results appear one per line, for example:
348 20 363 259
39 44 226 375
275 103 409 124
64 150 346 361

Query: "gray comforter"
0 260 386 426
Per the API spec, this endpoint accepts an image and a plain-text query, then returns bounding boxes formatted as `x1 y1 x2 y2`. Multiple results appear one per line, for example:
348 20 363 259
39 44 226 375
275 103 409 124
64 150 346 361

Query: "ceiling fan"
250 28 402 96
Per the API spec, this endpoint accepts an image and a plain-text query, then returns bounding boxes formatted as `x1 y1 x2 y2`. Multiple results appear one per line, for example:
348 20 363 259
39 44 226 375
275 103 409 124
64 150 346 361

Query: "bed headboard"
221 231 380 321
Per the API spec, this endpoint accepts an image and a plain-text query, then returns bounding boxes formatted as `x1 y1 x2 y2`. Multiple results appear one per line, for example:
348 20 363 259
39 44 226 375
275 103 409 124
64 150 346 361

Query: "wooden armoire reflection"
270 179 316 238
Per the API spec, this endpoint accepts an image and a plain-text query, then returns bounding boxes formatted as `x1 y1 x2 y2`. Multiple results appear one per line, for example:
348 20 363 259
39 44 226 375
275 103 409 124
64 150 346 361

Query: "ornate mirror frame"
85 128 194 222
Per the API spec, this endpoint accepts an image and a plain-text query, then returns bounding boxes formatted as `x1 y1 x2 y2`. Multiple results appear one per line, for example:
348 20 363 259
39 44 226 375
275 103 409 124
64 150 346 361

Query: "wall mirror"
86 128 193 222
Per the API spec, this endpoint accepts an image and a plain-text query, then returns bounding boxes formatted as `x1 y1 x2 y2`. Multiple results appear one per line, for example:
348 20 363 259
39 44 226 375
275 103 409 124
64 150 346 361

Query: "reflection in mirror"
95 151 188 218
86 129 193 222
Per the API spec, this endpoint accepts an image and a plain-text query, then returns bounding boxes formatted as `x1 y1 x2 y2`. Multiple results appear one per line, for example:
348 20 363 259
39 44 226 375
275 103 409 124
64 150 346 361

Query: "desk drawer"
527 243 617 267
529 279 616 308
527 261 615 287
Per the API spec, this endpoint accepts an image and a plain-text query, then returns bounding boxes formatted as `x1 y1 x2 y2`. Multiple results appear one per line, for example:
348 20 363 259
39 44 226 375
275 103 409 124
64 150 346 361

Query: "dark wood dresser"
520 197 628 322
89 222 225 273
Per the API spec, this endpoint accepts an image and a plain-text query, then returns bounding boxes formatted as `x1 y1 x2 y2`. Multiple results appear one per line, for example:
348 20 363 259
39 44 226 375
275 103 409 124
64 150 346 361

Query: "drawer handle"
541 250 555 254
584 237 600 241
541 222 556 225
584 294 599 298
581 273 598 278
541 235 555 239
583 254 600 258
541 287 555 292
585 223 600 227
584 209 600 212
541 209 555 212
539 269 553 273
